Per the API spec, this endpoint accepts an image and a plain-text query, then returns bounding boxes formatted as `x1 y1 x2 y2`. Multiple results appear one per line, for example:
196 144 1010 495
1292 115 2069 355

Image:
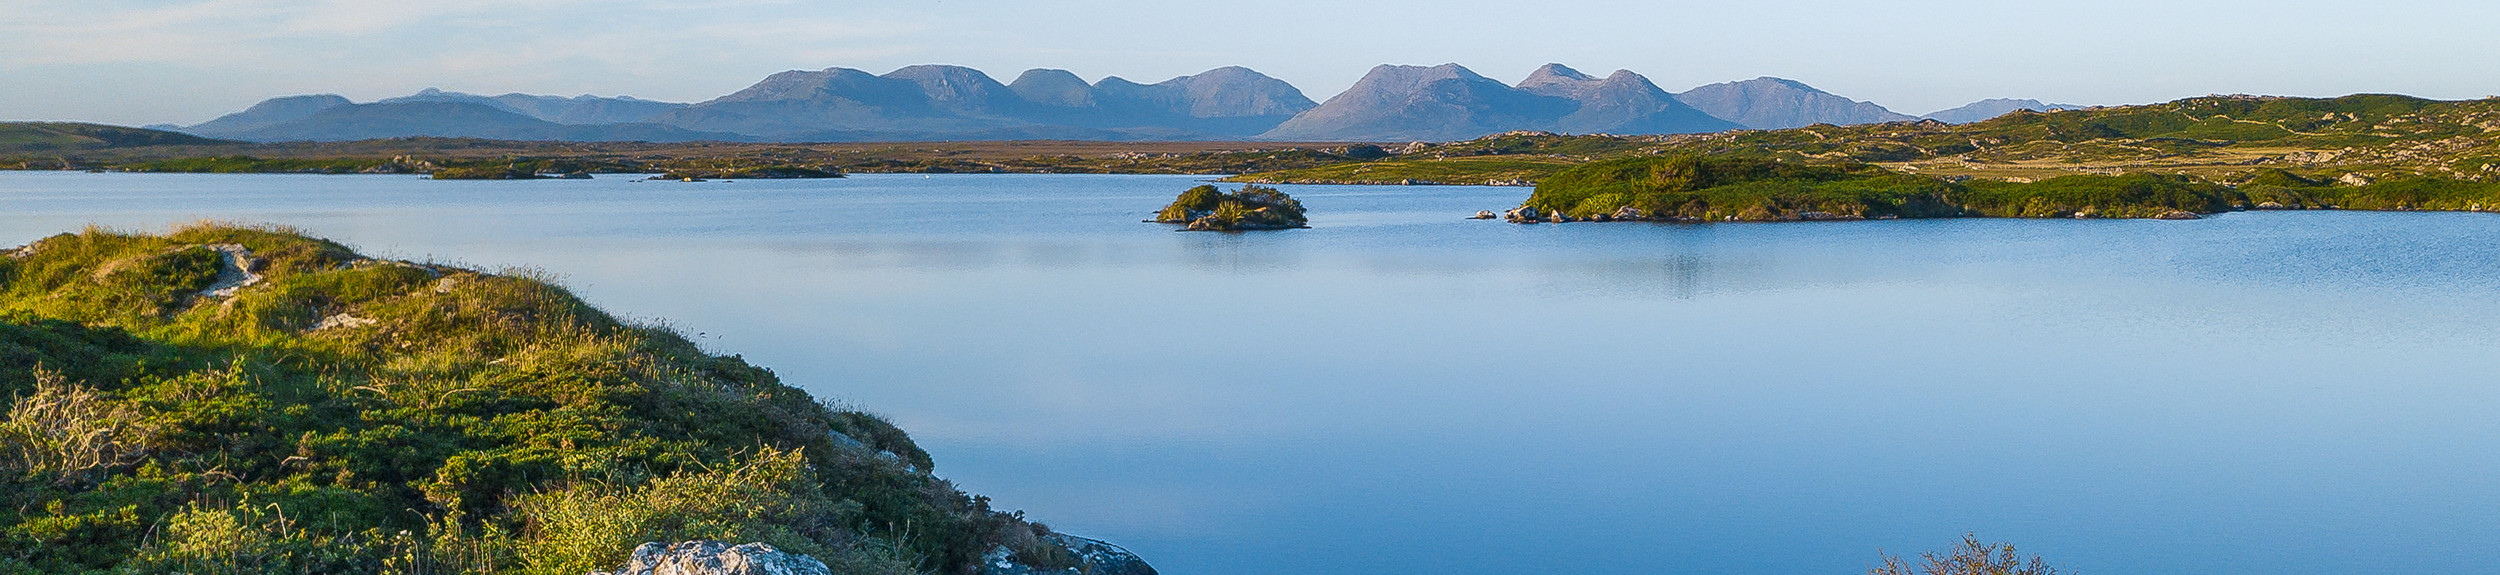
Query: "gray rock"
593 541 830 575
983 534 1157 575
197 244 264 298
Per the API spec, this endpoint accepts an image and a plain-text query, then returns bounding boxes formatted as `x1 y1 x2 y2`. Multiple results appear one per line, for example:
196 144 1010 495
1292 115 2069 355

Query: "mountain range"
179 64 2076 143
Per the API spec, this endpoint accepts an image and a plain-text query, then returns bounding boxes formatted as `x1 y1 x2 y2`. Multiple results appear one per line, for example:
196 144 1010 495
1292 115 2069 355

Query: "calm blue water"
4 171 2498 574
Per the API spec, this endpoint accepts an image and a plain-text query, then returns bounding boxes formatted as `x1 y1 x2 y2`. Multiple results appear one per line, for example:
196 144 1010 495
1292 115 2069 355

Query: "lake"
3 171 2496 574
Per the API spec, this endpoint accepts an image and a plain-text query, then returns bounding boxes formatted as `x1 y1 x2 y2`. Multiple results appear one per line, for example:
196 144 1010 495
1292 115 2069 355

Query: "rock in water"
595 541 832 575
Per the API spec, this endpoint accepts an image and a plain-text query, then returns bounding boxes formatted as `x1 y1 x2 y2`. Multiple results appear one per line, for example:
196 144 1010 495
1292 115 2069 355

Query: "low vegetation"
1153 184 1309 230
656 166 843 180
1516 155 2500 222
430 166 552 180
0 123 227 152
0 224 1070 574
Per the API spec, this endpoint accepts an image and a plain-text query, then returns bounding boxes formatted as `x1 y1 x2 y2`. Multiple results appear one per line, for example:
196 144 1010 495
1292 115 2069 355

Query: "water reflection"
4 172 2498 575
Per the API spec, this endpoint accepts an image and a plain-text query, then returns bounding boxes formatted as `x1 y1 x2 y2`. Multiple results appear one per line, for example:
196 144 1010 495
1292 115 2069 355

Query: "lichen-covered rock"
594 541 831 575
982 534 1157 575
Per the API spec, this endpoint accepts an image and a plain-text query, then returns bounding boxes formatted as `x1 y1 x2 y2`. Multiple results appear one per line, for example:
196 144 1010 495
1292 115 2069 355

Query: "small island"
1152 184 1309 231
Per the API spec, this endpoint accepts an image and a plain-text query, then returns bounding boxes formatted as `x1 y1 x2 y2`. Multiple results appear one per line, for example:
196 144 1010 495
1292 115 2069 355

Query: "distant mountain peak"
1518 64 1601 98
1525 63 1595 82
1673 77 1913 129
882 65 1016 109
1010 69 1096 108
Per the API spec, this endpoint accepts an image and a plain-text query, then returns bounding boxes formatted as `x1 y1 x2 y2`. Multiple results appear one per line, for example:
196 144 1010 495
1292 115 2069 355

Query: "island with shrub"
1152 184 1309 231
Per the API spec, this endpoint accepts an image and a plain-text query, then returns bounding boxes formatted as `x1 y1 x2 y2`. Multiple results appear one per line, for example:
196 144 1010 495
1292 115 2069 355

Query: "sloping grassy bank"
0 224 1086 574
1516 156 2500 222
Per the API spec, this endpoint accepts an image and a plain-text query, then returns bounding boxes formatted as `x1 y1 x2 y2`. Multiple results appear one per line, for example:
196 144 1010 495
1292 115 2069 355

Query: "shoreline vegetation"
13 93 2500 220
1503 155 2500 222
0 224 1137 575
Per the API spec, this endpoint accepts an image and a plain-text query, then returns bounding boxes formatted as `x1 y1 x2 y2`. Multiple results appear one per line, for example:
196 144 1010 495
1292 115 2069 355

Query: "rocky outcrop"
982 534 1158 575
593 541 831 575
197 244 264 298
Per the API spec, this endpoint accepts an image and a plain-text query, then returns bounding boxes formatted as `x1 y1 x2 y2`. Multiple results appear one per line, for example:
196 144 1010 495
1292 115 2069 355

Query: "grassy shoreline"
0 224 1097 574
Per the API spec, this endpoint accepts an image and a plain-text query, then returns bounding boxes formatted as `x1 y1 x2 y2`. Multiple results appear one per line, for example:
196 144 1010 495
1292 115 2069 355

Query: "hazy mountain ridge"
185 95 354 137
1517 64 1743 136
1263 63 1747 141
219 101 735 143
1921 98 2089 124
177 63 2066 143
660 64 1317 140
1674 77 1917 130
378 88 689 124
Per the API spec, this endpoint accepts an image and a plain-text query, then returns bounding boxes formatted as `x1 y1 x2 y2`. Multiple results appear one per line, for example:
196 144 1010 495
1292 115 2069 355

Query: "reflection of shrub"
1871 533 2060 575
1153 184 1308 231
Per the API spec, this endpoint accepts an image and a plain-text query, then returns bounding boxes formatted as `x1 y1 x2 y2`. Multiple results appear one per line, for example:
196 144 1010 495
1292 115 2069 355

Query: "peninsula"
0 224 1151 575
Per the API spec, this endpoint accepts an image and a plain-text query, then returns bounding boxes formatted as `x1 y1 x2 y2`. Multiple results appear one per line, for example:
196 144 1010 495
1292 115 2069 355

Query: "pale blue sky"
7 0 2500 126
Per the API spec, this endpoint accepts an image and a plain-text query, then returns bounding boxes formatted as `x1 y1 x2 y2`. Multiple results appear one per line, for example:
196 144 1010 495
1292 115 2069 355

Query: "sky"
6 0 2500 126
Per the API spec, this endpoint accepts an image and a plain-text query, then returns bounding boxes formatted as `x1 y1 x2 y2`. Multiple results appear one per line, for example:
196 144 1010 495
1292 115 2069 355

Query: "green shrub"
515 448 911 575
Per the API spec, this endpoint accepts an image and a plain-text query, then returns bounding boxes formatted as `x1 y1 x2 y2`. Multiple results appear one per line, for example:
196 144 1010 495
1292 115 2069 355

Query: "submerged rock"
594 541 831 575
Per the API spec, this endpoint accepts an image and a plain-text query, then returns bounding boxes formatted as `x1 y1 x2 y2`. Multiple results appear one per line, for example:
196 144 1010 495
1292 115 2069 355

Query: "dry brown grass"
0 367 155 484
